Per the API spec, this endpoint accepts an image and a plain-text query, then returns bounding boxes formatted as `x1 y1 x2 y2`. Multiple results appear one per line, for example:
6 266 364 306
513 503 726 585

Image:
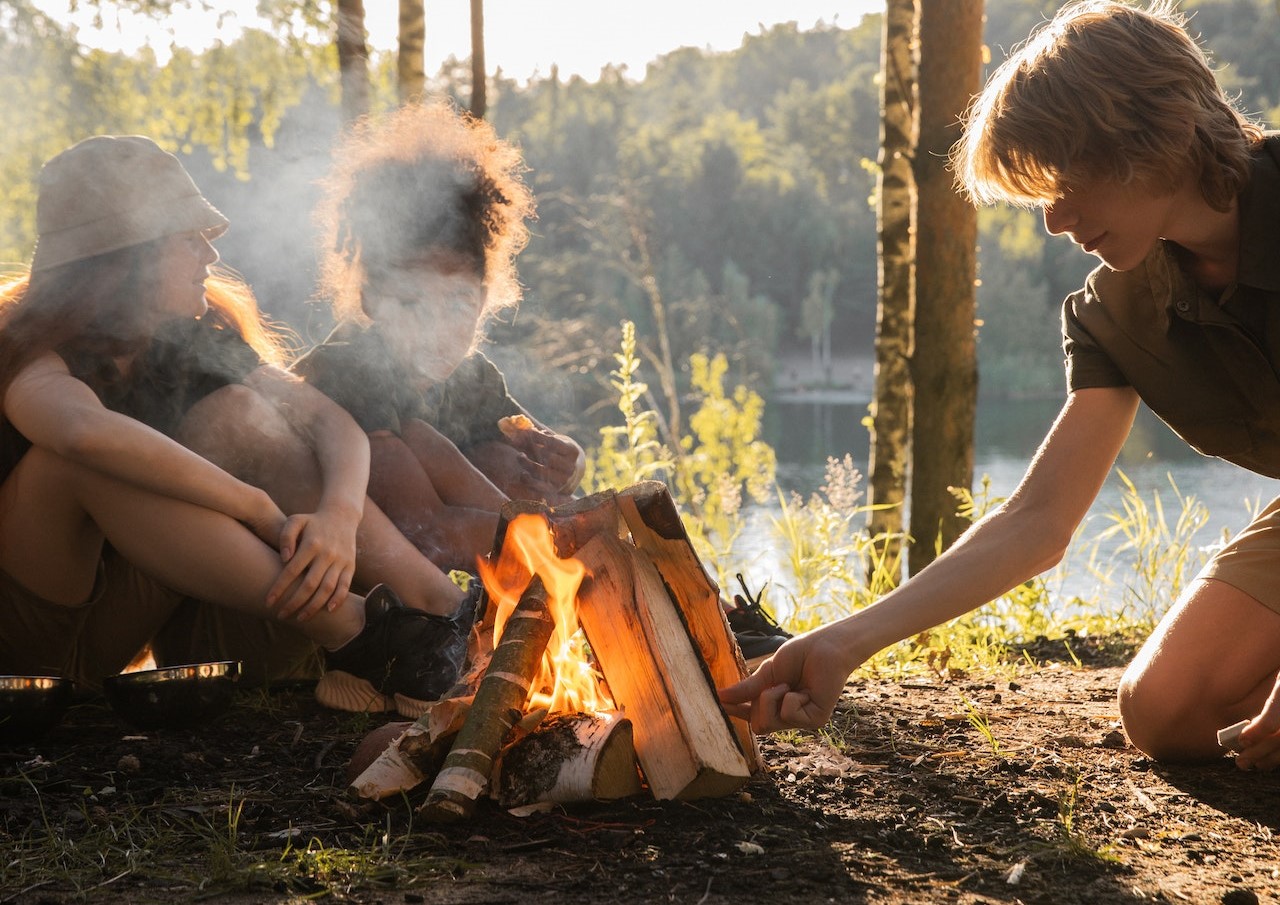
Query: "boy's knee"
1117 665 1220 762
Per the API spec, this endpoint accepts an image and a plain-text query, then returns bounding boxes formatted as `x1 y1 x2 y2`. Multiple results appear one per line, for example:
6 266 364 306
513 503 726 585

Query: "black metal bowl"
0 676 74 744
102 661 241 730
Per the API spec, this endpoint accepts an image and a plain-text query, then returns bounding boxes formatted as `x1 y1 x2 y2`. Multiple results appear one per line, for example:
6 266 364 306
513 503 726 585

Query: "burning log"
574 530 753 799
497 711 642 807
354 482 759 812
420 575 556 822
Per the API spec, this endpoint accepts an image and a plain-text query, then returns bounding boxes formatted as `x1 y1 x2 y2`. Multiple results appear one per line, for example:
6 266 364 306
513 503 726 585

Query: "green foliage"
1082 470 1211 631
3 0 1277 408
584 329 1224 681
582 320 676 493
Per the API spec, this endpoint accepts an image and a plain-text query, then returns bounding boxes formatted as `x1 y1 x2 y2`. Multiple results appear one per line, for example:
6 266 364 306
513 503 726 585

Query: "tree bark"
397 0 426 104
867 0 919 587
909 0 984 575
336 0 370 124
420 576 555 821
469 0 487 118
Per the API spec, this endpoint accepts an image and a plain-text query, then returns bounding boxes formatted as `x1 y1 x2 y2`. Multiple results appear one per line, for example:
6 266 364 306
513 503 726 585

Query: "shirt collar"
1236 134 1280 293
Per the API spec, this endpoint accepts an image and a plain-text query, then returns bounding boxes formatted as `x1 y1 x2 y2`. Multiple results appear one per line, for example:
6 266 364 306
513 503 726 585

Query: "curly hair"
954 0 1266 210
314 99 536 324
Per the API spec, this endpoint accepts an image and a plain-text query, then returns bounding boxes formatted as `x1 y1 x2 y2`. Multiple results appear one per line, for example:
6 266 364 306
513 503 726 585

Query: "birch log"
497 711 642 807
419 576 555 821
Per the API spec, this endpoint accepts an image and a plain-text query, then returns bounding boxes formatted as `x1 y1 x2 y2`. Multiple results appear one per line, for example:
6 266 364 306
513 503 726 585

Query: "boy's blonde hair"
955 0 1265 210
315 99 535 324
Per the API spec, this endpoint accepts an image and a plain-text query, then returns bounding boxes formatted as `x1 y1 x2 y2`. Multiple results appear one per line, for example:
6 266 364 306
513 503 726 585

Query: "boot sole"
315 669 395 713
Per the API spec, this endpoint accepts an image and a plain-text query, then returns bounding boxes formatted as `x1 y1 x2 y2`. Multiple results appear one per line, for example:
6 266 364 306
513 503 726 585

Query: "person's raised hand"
505 427 585 495
469 439 577 504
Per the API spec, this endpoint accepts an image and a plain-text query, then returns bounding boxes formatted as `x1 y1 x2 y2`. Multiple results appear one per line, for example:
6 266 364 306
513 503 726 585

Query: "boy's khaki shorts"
1196 493 1280 613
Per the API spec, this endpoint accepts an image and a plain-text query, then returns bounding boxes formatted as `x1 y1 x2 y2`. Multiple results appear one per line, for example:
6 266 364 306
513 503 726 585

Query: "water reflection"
765 397 1274 503
752 398 1278 614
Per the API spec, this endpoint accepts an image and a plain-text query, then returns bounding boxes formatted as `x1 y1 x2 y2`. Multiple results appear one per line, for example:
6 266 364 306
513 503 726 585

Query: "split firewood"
616 481 762 773
574 531 752 800
494 491 624 561
420 575 556 822
497 711 642 807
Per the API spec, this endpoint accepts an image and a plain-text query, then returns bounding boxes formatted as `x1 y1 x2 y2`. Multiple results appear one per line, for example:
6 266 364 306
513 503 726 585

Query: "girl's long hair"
0 245 291 424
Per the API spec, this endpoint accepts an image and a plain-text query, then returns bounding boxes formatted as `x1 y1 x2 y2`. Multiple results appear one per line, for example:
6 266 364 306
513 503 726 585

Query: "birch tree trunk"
470 0 487 118
336 0 370 124
908 0 983 575
867 0 918 587
398 0 426 104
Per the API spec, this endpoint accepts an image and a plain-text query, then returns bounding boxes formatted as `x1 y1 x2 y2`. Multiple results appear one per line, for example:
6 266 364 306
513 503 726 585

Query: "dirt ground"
3 637 1279 905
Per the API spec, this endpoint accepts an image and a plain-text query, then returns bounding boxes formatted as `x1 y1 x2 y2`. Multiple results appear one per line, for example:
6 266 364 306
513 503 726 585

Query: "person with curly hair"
294 100 585 574
723 1 1280 767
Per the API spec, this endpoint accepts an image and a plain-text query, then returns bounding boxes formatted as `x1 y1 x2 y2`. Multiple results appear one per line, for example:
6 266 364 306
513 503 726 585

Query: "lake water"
738 397 1279 617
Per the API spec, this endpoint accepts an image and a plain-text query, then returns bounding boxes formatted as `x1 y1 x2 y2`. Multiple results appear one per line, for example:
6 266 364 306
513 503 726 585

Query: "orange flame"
477 512 614 714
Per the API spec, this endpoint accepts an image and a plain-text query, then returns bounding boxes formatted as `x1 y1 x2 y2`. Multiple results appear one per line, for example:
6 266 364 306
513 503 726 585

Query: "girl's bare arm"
4 352 283 541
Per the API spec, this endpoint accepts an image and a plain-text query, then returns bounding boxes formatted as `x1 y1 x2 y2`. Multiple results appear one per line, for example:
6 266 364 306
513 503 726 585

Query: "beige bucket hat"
31 135 229 273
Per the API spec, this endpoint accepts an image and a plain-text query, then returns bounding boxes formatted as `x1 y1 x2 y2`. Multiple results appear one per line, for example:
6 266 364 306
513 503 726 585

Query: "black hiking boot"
315 585 474 718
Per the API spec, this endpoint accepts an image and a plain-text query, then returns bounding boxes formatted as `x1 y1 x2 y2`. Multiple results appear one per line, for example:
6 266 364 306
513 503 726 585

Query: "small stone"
1100 730 1128 749
1222 889 1259 905
116 754 141 773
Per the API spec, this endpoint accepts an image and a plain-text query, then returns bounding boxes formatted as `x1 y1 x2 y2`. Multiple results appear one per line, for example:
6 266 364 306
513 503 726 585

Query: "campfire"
350 481 762 818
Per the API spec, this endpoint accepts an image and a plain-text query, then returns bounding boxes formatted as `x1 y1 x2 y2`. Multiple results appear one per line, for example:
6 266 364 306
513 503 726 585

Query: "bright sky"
34 0 883 82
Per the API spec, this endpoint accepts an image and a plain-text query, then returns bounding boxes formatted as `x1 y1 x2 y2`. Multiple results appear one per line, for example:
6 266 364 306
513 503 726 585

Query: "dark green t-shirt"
1063 136 1280 477
292 321 521 449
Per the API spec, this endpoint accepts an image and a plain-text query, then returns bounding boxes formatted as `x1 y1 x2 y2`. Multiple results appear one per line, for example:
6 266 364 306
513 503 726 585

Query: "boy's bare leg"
1118 577 1280 761
177 386 465 616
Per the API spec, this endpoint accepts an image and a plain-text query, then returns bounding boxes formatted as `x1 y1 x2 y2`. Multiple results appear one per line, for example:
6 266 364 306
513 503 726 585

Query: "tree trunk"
336 0 370 124
470 0 487 118
867 0 918 587
908 0 983 575
398 0 426 104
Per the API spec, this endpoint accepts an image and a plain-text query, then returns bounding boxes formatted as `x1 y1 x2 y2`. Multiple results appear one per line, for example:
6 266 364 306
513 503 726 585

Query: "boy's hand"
1231 670 1280 770
719 629 863 733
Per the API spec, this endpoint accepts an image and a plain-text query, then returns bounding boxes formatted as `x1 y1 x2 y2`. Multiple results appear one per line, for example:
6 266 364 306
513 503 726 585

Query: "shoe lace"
732 572 783 633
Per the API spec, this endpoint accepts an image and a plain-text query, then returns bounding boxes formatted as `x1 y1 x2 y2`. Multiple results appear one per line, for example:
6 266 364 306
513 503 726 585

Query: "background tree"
397 0 425 103
867 0 918 585
908 0 983 575
469 0 486 117
336 0 370 122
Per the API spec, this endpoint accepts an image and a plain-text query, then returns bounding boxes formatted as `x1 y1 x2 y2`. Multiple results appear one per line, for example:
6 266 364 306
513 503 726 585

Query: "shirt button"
1175 300 1191 313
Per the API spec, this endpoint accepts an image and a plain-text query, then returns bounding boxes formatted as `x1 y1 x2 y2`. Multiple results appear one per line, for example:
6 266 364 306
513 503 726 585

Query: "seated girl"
0 135 473 718
293 100 585 574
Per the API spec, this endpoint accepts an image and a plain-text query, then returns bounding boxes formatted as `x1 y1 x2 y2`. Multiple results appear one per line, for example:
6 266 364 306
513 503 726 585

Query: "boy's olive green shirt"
1063 136 1280 477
